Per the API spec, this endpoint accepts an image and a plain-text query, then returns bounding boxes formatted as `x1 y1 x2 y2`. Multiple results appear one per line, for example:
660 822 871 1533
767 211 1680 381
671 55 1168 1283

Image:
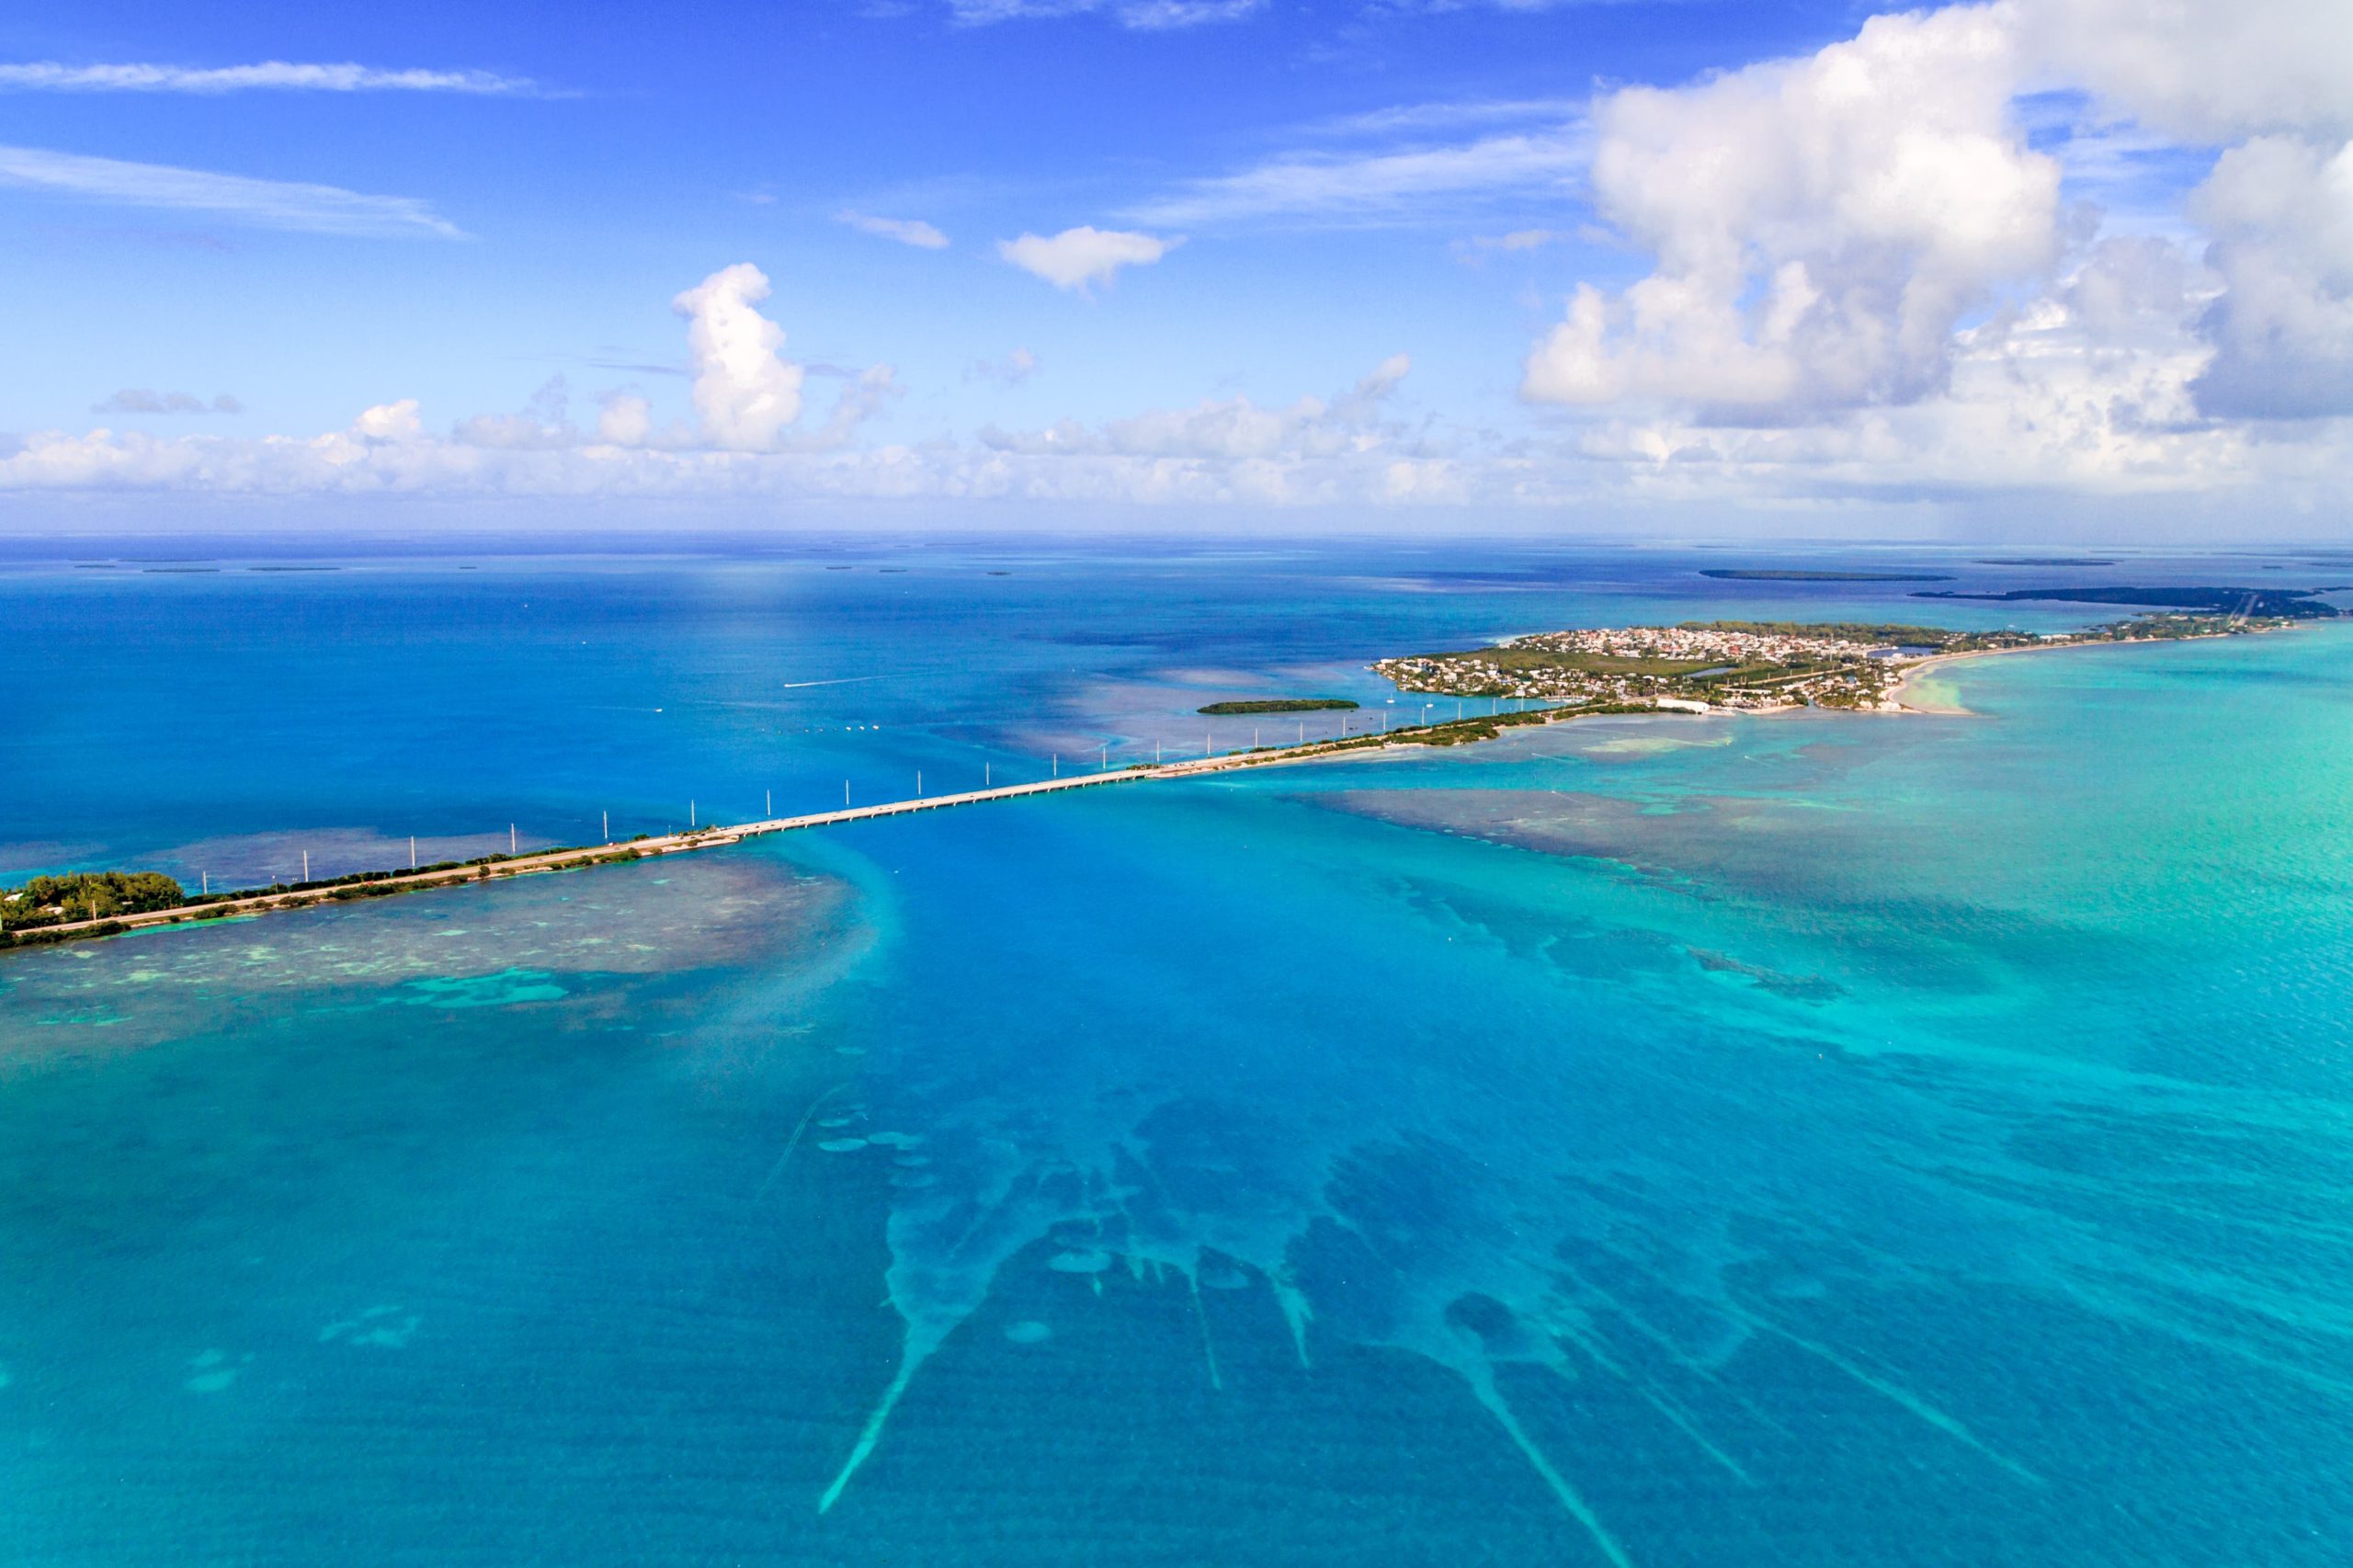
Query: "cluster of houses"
1374 624 1927 713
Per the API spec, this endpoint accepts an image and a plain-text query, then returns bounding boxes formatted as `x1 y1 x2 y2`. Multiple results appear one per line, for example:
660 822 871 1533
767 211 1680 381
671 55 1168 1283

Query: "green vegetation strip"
1677 620 1958 644
1197 698 1359 714
1699 569 1953 582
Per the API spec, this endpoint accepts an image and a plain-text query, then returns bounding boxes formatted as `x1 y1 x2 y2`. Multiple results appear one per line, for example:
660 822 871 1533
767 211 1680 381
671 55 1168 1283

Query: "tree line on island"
1 871 187 932
1196 698 1359 714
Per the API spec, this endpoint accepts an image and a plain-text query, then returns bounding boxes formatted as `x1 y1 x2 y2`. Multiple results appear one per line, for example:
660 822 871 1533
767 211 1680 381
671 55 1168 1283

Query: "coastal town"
1371 613 2294 713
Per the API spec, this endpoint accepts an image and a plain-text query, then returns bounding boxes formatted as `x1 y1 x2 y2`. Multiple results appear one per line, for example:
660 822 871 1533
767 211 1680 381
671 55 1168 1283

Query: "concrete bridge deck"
7 732 1407 948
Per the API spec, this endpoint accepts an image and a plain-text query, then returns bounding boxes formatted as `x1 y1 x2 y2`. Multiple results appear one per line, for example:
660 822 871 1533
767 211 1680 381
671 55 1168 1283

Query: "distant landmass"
1974 558 2119 566
1702 569 1954 582
1198 698 1359 714
1915 585 2342 619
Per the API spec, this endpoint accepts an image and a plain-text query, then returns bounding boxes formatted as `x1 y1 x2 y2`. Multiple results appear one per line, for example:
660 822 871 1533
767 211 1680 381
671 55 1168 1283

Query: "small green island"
2 871 188 936
1701 569 1953 582
1917 585 2341 618
1197 698 1359 714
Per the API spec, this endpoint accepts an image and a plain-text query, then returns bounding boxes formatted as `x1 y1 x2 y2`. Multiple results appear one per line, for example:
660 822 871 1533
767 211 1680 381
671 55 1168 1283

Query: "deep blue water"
3 539 2350 1564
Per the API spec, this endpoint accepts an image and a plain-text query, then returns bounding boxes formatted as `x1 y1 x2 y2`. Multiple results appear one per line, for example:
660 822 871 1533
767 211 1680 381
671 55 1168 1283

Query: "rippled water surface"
4 542 2350 1564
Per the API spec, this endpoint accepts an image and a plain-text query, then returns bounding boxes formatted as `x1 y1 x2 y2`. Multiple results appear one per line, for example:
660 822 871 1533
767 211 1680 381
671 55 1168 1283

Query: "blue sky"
1 1 2347 533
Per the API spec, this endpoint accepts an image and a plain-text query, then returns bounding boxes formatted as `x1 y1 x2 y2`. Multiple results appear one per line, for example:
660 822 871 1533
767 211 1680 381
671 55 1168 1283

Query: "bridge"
9 728 1438 948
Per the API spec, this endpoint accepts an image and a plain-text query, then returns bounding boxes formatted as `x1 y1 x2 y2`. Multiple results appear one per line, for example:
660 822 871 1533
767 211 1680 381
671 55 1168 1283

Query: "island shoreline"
1885 624 2288 714
2 621 2305 957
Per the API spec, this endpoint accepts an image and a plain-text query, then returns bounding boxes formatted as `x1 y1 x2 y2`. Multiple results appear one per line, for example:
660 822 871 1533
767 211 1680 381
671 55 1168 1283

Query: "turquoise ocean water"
3 541 2350 1563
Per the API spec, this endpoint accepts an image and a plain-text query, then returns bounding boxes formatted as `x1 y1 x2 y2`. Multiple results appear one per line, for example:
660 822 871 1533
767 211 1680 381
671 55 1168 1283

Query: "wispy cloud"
1300 97 1586 139
585 355 689 379
945 0 1264 28
0 146 464 238
835 210 951 248
1452 226 1572 262
971 347 1040 385
1127 125 1588 225
1366 0 1700 12
93 390 243 415
0 62 547 95
1117 0 1263 24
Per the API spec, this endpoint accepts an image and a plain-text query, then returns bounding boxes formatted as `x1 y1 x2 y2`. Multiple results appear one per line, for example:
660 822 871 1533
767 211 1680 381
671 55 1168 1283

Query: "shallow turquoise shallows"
3 545 2350 1565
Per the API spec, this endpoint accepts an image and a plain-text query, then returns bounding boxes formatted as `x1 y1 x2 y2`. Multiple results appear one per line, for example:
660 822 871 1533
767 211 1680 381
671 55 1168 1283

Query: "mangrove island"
1197 698 1360 715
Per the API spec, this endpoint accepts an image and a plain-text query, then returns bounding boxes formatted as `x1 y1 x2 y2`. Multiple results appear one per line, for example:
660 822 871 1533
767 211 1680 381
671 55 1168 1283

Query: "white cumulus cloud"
811 365 908 449
597 392 658 447
2187 136 2353 418
453 377 577 449
2016 0 2353 144
672 263 806 450
1518 0 2353 439
351 400 423 440
997 226 1176 292
1523 3 2059 416
2006 0 2353 422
